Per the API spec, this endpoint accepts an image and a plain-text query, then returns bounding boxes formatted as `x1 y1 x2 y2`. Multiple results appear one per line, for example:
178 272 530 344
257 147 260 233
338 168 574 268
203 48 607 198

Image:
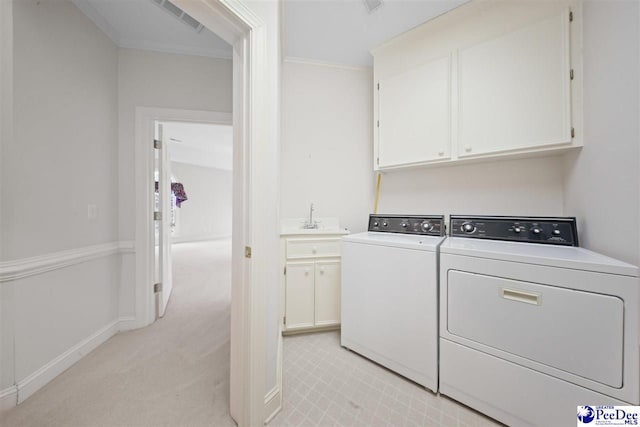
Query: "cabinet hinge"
377 157 380 165
569 11 573 22
245 246 252 258
154 282 162 293
571 127 575 138
153 211 162 221
377 120 380 128
283 316 287 325
377 82 380 90
284 266 287 275
153 139 162 149
570 69 574 80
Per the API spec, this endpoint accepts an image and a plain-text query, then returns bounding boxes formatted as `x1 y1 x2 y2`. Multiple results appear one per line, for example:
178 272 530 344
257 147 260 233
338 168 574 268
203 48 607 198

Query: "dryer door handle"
501 288 541 306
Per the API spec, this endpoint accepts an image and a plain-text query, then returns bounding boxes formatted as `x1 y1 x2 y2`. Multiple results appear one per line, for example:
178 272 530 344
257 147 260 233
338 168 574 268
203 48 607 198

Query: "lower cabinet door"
285 261 315 330
314 260 341 327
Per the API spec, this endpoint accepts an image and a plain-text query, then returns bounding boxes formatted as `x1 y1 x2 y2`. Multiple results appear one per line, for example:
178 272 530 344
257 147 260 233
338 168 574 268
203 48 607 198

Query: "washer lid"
342 232 445 252
441 237 639 277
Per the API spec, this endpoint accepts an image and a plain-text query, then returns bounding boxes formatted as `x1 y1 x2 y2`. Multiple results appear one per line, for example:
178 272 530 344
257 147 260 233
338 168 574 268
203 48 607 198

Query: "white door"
154 123 173 318
285 261 315 330
314 260 341 327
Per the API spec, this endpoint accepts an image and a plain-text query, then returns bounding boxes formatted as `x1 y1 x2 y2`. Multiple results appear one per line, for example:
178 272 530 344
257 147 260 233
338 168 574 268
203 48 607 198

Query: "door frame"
135 108 232 326
134 1 268 425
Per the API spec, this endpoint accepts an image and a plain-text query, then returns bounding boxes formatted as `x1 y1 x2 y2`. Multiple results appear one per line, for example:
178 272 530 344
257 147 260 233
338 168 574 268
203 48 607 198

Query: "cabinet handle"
319 267 325 274
501 288 540 306
438 150 444 156
464 145 472 153
305 268 310 274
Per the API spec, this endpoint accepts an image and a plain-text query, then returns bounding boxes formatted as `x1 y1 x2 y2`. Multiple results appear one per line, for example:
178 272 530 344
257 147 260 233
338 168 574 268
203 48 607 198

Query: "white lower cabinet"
314 260 341 327
282 236 343 333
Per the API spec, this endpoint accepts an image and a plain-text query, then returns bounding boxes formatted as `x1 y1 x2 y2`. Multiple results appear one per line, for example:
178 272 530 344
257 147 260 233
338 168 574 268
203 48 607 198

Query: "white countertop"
280 217 349 236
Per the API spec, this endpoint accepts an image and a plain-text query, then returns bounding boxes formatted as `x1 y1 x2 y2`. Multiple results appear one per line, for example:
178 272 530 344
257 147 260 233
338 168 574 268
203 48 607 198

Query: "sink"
280 217 349 236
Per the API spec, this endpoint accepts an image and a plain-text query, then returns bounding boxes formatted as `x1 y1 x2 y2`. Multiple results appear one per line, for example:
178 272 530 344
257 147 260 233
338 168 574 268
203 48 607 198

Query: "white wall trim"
118 39 232 60
17 316 122 403
0 386 17 412
171 234 232 244
0 241 135 283
264 326 283 424
283 56 372 72
12 316 135 406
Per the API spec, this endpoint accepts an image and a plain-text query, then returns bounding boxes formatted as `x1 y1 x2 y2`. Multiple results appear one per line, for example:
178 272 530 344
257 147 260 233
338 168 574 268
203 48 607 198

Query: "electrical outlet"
87 204 97 220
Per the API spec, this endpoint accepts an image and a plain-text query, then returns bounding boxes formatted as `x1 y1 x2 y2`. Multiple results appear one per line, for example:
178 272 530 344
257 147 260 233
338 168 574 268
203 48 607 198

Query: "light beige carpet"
1 240 235 427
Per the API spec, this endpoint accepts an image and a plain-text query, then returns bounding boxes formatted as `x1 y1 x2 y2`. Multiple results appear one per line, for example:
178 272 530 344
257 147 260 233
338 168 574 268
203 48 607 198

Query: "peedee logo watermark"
578 406 640 426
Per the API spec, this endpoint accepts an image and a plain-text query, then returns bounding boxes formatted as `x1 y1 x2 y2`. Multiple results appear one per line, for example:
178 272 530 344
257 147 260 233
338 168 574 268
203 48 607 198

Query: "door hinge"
245 246 252 258
154 282 162 293
154 139 162 149
570 69 574 80
569 11 573 22
571 127 575 138
154 211 162 221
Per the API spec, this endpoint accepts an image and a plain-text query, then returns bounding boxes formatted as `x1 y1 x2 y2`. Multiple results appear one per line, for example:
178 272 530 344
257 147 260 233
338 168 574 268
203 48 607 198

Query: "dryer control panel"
449 216 578 246
369 214 445 236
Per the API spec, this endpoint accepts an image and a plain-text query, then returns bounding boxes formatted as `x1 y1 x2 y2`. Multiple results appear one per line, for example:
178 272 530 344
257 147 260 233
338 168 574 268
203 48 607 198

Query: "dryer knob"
462 222 476 233
532 227 542 234
401 222 408 228
382 222 388 227
373 222 379 227
514 227 522 233
421 222 432 232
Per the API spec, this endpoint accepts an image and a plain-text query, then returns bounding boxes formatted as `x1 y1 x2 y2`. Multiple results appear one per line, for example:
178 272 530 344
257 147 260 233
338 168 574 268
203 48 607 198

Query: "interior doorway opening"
153 119 233 319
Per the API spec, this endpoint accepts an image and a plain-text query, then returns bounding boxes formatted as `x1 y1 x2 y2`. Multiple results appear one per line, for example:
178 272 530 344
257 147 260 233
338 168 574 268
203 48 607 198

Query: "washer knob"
553 229 561 236
421 222 432 232
382 222 388 227
513 226 522 233
462 222 475 233
401 222 408 228
373 222 379 227
532 227 542 234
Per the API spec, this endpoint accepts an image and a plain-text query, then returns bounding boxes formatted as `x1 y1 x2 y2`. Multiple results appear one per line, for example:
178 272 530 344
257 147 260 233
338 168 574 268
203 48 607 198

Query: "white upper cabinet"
378 56 451 168
458 11 571 157
372 0 582 171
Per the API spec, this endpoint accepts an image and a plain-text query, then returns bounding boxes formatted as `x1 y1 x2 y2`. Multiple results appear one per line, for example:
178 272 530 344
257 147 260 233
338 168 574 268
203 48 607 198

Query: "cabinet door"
458 10 571 157
314 260 341 327
285 261 315 330
378 56 451 168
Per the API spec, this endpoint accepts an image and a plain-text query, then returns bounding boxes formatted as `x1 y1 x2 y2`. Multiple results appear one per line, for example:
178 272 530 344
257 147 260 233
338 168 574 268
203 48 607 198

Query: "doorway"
153 119 233 319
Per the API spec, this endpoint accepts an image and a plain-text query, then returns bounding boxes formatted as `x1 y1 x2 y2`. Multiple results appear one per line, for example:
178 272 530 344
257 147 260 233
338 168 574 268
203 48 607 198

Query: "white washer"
440 216 640 427
341 215 445 392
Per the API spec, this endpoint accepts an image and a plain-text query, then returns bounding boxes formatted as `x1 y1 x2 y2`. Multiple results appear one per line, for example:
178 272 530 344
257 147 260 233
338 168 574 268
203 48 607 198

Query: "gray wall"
170 162 232 242
563 0 640 266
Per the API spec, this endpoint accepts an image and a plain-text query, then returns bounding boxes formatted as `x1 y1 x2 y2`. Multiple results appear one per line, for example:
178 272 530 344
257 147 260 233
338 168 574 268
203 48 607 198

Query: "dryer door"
446 270 624 388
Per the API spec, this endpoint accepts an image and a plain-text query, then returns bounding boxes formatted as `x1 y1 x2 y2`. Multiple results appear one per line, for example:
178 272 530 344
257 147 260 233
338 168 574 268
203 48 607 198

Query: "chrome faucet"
303 203 318 229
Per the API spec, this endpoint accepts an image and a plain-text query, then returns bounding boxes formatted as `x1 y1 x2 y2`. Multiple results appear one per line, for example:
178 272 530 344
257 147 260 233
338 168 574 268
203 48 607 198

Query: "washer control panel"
369 214 445 236
450 215 578 246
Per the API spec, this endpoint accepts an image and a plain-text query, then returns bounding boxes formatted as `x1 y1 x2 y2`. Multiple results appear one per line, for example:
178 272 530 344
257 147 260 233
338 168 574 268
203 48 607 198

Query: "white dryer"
342 215 445 392
440 215 640 427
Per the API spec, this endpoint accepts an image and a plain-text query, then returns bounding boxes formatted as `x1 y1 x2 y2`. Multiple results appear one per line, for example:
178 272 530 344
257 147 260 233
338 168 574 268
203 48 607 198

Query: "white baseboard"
0 386 17 412
16 318 121 403
116 316 139 332
264 325 284 424
171 234 231 244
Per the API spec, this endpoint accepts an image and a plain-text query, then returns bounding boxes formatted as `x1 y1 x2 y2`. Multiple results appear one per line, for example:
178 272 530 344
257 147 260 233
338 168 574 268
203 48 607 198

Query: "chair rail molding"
0 241 135 283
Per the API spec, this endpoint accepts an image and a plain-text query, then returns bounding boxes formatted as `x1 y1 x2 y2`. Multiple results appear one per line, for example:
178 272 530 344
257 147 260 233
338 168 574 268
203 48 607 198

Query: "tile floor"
270 331 502 427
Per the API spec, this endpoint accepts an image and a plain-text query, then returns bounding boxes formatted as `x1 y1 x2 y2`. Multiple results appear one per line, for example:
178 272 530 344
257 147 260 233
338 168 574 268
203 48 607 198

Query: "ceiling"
73 0 466 67
283 0 468 67
161 122 233 171
72 0 232 58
